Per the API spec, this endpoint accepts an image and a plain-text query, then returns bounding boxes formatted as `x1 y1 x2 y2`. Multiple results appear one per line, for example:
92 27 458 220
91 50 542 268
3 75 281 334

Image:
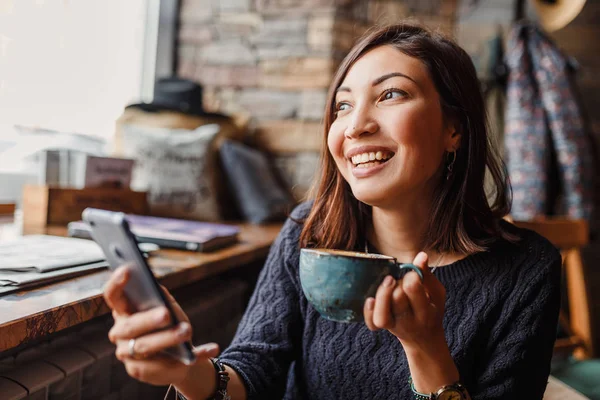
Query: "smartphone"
82 207 196 365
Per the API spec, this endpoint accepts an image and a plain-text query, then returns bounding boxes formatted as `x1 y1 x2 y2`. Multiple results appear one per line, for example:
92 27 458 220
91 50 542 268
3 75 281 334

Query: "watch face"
437 388 463 400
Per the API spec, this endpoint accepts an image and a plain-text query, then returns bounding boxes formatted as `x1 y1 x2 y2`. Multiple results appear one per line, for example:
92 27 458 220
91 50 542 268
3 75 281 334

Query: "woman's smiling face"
327 45 458 208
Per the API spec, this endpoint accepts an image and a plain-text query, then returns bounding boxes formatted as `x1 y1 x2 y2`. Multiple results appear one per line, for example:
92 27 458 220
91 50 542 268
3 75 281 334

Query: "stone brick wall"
177 0 458 200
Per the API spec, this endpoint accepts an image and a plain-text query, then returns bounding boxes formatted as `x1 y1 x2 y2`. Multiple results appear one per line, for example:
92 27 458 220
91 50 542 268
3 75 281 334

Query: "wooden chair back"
513 218 594 359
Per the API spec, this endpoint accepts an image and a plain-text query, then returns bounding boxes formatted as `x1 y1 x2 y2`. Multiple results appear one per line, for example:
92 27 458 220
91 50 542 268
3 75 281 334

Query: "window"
0 0 152 140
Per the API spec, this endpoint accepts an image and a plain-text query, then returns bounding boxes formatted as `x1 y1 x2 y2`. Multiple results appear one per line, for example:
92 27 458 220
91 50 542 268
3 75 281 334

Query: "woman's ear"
448 130 461 152
444 117 461 152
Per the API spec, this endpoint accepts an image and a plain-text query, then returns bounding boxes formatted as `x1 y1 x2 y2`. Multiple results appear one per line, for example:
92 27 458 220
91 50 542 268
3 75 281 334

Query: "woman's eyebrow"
336 86 351 94
336 72 417 94
372 72 416 86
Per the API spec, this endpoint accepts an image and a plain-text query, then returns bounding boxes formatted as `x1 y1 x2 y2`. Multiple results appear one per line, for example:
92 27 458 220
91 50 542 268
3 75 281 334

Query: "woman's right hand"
103 266 220 388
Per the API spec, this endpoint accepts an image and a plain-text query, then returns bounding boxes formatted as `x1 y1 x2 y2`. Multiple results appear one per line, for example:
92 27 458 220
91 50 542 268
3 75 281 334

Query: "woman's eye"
336 102 351 112
382 89 406 100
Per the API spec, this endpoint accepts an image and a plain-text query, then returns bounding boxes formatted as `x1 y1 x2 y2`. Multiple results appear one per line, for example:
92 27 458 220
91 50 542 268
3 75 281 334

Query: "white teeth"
350 151 392 165
357 161 379 168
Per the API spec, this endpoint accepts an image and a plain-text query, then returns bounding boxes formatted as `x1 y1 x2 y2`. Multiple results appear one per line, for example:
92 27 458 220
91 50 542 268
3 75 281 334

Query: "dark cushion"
220 140 294 224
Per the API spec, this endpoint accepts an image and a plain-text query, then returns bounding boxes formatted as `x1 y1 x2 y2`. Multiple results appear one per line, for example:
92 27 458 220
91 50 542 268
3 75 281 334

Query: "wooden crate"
22 185 148 228
0 203 16 216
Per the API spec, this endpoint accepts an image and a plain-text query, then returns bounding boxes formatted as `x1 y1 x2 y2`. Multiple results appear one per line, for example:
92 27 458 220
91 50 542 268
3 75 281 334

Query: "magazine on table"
68 214 240 252
0 235 105 273
0 261 108 295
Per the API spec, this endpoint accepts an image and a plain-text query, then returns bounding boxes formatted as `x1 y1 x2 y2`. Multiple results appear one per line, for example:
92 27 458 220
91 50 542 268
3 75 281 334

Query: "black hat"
126 77 227 118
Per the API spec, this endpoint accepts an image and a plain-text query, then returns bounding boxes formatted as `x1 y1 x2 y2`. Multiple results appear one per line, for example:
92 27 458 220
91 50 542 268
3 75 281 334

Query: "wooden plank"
0 222 283 353
0 203 15 216
513 219 595 358
21 185 50 228
22 185 148 228
554 337 583 354
254 119 324 153
46 187 147 225
565 249 595 359
512 218 589 249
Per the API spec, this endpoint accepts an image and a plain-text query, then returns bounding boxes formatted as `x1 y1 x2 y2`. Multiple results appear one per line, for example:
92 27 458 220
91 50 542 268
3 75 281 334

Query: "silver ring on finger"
128 338 138 358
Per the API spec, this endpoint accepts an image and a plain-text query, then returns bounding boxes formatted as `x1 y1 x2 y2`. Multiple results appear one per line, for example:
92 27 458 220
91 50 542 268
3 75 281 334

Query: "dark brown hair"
299 22 514 254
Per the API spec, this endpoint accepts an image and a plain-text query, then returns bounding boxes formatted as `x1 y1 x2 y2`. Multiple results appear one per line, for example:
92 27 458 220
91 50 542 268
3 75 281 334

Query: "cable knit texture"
220 202 561 400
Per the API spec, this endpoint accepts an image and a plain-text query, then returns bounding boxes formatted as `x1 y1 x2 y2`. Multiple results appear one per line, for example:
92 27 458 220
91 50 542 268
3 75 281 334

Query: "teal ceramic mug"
299 248 423 323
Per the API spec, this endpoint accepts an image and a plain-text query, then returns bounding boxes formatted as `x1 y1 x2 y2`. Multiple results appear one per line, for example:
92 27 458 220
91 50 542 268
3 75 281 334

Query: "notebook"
0 235 106 273
68 214 240 252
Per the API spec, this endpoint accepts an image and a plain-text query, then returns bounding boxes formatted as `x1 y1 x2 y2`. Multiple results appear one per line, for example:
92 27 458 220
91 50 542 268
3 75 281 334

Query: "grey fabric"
121 123 222 221
220 140 294 223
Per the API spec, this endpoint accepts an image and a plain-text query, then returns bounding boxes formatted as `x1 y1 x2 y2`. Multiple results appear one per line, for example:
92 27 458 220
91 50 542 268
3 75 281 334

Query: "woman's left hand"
363 252 447 345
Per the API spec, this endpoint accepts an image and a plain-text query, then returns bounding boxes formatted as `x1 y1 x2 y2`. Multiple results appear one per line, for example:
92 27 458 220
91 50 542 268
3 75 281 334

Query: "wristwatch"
410 378 469 400
434 382 469 400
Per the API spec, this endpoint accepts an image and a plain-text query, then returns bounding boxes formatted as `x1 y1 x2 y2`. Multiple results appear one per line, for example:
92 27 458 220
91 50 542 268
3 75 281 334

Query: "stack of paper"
0 235 107 295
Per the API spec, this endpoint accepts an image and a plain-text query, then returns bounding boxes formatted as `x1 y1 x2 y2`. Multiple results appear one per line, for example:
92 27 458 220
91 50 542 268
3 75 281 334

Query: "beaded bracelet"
408 377 434 400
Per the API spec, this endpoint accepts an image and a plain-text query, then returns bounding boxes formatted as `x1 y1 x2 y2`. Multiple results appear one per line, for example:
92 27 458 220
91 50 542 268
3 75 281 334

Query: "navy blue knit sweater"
220 203 561 400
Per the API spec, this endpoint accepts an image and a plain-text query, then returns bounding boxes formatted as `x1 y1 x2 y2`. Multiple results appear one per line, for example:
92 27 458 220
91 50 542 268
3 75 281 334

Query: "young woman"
104 23 561 400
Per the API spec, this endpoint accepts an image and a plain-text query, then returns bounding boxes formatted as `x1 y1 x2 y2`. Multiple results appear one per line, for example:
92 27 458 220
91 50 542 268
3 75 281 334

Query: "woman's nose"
344 109 378 139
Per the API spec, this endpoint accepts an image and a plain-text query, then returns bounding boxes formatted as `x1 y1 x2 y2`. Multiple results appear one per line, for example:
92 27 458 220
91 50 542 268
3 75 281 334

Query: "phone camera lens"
109 244 125 261
114 247 124 259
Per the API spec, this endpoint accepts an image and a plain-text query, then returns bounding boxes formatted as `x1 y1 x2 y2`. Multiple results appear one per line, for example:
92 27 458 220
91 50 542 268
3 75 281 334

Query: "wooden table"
0 222 283 354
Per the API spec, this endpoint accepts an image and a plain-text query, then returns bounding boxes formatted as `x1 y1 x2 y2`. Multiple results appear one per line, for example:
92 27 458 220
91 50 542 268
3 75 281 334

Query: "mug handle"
396 263 424 282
